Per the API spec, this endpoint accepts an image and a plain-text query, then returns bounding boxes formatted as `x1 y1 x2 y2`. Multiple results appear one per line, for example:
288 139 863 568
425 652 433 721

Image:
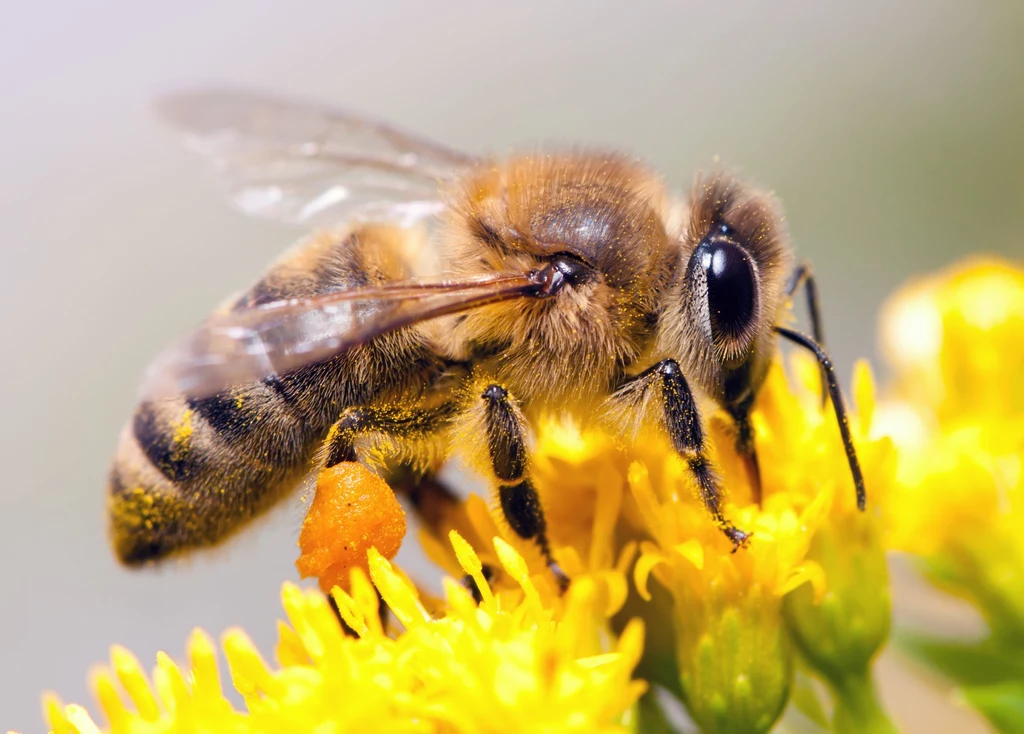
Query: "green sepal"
959 681 1024 734
635 689 683 734
788 669 831 729
897 631 1024 687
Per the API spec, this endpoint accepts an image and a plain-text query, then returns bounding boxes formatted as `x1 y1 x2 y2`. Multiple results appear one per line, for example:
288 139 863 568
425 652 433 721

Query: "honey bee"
109 89 865 581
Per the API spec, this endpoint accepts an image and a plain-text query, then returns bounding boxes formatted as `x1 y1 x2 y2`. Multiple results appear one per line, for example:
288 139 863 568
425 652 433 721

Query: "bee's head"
656 172 793 406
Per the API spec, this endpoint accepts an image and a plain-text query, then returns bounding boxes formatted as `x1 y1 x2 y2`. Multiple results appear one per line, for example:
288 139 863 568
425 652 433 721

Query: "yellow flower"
417 352 896 734
45 538 645 734
879 257 1024 635
627 357 894 734
880 256 1024 425
778 360 896 734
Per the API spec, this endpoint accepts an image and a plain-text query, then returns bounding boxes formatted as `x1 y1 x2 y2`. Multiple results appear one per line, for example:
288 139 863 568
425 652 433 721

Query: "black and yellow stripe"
108 225 443 565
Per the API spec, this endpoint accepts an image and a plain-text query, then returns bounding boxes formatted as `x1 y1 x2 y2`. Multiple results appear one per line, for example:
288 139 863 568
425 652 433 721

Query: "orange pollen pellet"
296 464 406 593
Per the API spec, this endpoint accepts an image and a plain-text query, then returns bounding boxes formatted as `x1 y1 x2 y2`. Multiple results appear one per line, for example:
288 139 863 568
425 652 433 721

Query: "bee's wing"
157 88 477 227
141 271 540 401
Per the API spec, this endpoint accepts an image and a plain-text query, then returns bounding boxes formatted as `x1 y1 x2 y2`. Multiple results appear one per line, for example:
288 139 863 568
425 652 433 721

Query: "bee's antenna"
774 326 867 511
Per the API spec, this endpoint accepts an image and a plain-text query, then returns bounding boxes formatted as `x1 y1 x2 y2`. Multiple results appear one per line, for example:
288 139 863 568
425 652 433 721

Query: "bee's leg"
614 360 751 550
318 404 455 629
322 405 506 601
328 588 389 639
480 384 569 590
728 396 763 506
322 404 471 535
321 404 455 468
785 262 828 405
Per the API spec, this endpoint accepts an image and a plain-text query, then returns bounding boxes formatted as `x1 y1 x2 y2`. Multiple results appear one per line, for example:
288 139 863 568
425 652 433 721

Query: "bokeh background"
1 1 1022 731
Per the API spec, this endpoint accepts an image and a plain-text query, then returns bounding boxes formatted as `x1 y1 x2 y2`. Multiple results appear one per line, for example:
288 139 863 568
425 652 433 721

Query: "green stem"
634 690 679 734
831 669 899 734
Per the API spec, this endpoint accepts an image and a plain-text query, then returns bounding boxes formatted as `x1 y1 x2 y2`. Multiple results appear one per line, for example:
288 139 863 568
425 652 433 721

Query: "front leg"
480 384 568 589
785 262 828 406
727 395 763 506
614 360 751 550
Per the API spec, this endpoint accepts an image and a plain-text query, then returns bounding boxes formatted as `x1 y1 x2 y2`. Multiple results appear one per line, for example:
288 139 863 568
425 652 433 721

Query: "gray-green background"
1 2 1021 731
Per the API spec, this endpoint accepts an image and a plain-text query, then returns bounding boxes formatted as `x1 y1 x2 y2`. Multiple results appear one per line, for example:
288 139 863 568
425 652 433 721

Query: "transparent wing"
141 272 542 400
157 88 478 227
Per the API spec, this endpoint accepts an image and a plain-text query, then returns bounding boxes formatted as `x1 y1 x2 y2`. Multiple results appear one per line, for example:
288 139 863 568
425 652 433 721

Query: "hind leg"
320 390 567 589
317 402 460 628
321 403 456 468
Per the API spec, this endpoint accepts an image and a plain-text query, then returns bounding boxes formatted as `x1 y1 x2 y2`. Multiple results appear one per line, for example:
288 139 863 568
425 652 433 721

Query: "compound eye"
693 238 758 340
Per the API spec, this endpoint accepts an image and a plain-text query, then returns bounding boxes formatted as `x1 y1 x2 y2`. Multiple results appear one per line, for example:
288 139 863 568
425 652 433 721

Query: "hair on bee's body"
443 152 677 411
109 89 867 576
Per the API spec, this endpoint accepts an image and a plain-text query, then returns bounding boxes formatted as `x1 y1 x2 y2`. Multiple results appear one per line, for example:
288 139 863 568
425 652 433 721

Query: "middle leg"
480 384 568 588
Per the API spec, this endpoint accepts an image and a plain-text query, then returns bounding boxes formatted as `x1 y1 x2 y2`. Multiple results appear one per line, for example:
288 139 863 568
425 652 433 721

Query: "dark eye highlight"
692 238 758 340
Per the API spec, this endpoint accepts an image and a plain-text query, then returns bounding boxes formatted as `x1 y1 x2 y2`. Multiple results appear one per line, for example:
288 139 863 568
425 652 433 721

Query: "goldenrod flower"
415 354 896 733
45 538 645 734
878 257 1024 730
880 258 1024 621
880 257 1024 426
626 357 895 734
778 361 896 734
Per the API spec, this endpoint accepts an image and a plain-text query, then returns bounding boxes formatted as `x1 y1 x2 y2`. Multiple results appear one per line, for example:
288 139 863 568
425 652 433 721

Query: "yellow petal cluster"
879 257 1024 632
417 352 896 734
880 256 1024 425
630 357 894 734
45 539 645 734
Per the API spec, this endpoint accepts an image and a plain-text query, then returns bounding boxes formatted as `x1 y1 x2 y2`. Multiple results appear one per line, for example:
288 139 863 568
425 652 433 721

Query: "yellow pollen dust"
170 408 193 447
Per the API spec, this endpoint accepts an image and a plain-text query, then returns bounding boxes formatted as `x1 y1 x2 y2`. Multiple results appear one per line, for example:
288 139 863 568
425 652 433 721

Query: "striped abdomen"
108 226 441 564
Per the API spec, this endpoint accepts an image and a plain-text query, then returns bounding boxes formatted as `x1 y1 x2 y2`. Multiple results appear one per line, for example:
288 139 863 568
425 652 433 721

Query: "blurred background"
1 1 1021 731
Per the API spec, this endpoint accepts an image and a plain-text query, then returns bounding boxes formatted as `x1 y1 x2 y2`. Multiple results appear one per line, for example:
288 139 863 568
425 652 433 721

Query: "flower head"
880 257 1024 635
629 356 894 734
46 538 645 734
419 350 896 734
872 256 1024 732
880 257 1024 425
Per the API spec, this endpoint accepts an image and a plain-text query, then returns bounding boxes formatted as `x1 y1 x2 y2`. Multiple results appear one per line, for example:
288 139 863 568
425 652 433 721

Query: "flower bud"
675 582 792 734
